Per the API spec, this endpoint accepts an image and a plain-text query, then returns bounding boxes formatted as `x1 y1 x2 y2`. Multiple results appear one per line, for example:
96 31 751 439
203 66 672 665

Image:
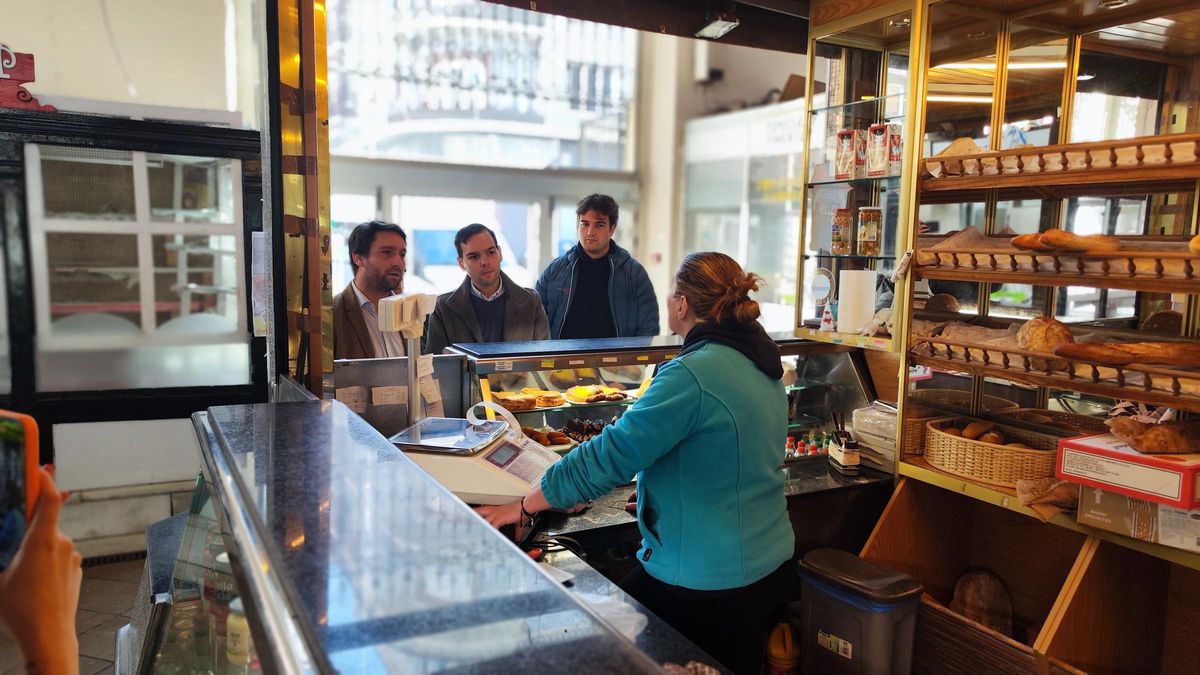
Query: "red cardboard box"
1057 433 1200 509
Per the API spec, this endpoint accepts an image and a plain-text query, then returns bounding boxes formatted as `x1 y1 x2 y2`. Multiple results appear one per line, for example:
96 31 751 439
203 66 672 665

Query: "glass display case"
794 9 918 351
449 336 876 459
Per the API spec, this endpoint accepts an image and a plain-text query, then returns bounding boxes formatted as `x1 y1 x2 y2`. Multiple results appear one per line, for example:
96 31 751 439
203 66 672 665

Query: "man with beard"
333 220 409 359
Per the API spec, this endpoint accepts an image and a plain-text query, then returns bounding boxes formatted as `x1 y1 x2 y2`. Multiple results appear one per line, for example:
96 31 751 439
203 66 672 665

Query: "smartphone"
0 410 40 570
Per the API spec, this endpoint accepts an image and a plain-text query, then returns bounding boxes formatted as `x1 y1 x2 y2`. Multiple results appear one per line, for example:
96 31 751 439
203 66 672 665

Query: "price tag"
636 355 649 362
568 359 585 366
495 360 513 372
540 359 556 369
602 357 618 364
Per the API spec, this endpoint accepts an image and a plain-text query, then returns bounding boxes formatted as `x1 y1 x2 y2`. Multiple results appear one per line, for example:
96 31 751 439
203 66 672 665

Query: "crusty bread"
1039 228 1121 252
923 293 961 313
1017 317 1074 370
1010 233 1052 252
1053 341 1200 367
1107 417 1200 454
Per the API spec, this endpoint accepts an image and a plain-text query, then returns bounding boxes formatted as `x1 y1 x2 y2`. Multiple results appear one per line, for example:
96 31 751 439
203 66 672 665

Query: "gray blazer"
423 271 550 354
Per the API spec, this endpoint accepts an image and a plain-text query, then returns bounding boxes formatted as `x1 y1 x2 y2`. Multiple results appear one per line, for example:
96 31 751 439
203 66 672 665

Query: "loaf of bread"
1039 228 1121 252
1053 341 1200 367
1017 317 1074 370
1010 233 1052 252
923 293 961 313
962 421 994 440
1107 417 1200 454
1141 310 1183 335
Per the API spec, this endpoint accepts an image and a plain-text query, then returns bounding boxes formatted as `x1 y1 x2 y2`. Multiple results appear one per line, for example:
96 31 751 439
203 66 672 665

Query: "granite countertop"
542 550 728 673
198 401 665 673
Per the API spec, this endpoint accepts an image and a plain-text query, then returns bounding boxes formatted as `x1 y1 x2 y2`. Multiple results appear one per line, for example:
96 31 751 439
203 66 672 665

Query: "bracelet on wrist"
520 496 534 524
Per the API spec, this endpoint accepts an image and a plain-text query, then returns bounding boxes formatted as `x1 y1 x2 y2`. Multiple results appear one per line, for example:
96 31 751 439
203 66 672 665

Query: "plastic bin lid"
798 548 923 604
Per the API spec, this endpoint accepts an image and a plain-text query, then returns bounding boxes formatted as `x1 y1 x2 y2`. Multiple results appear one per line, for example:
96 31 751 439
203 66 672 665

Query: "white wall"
697 41 807 114
4 0 260 126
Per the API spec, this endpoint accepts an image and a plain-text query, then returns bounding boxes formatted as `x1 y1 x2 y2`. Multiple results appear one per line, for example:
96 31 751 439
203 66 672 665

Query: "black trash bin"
795 548 922 675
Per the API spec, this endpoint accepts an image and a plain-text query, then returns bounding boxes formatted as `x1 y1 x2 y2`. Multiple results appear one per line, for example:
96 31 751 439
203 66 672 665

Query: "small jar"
857 207 882 257
831 208 853 255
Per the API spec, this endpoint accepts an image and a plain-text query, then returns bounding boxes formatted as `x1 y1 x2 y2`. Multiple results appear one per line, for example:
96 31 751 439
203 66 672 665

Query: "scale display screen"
485 442 519 468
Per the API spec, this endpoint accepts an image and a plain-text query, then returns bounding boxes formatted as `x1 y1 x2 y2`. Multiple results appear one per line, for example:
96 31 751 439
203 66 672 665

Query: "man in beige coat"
333 221 408 360
423 224 549 354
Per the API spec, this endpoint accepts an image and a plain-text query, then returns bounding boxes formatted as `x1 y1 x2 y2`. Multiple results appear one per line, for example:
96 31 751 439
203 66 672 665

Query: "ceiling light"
927 95 994 103
696 14 739 40
1077 72 1096 81
889 18 911 29
1099 0 1129 8
967 30 991 40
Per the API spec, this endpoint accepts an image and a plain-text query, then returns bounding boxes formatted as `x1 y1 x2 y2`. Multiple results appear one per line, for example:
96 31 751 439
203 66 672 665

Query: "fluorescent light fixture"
934 61 1067 70
1099 0 1129 8
927 95 994 103
1077 72 1096 81
695 16 739 39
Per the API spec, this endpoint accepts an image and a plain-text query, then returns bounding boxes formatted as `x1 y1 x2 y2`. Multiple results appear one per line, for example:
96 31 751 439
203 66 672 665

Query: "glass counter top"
198 401 664 673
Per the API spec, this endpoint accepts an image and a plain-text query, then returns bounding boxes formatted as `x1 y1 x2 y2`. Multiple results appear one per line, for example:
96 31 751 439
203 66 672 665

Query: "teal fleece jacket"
540 341 794 590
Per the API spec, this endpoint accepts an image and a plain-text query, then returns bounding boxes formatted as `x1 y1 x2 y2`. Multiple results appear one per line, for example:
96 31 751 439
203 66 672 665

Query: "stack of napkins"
379 293 437 338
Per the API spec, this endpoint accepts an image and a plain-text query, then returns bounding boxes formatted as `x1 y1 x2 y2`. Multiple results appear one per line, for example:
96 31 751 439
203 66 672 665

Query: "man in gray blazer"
423 224 550 354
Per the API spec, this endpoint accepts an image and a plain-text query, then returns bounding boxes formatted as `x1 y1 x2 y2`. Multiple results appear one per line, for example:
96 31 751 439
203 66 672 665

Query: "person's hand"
625 490 637 512
474 502 524 528
0 466 81 674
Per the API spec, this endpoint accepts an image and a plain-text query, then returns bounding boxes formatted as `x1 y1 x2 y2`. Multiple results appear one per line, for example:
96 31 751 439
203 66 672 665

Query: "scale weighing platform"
390 417 562 505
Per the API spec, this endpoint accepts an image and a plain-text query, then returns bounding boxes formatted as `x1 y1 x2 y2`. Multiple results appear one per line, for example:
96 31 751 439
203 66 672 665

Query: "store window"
27 145 249 391
327 0 638 170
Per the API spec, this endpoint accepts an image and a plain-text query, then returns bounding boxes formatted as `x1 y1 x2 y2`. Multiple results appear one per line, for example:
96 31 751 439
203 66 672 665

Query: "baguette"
1039 228 1121 252
1053 341 1200 367
1010 233 1053 252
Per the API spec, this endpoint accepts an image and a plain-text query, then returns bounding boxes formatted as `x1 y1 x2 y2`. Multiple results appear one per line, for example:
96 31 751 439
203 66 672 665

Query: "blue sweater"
541 341 794 590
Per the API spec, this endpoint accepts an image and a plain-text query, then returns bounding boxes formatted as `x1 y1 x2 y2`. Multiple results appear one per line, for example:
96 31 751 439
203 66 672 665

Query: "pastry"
1053 341 1200 367
564 417 612 442
1106 417 1200 454
566 385 627 404
548 369 577 389
1039 228 1121 252
977 431 1006 445
1017 317 1074 370
922 293 961 313
1190 234 1200 255
521 388 565 407
492 391 536 412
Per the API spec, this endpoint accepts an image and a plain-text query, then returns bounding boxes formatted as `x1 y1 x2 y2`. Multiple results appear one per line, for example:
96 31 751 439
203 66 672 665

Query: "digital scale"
391 416 561 505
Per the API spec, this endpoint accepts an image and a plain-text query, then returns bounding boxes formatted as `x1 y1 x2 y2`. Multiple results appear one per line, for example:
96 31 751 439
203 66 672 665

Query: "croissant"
1106 417 1200 454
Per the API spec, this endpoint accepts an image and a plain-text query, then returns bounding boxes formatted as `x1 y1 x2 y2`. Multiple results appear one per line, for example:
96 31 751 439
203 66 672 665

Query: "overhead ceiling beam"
482 0 809 55
736 0 810 19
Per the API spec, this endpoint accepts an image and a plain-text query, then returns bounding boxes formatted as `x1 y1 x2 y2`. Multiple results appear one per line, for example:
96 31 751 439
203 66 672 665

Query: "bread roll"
1017 317 1074 370
942 427 964 437
1039 228 1120 252
1190 234 1200 255
963 421 994 440
978 431 1006 445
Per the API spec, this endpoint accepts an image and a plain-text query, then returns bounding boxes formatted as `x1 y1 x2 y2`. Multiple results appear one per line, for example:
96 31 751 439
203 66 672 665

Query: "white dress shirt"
352 282 406 357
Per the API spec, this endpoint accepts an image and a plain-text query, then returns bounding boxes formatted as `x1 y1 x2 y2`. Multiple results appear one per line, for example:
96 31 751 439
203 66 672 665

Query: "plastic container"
766 622 800 675
831 208 854 255
857 207 882 256
796 548 922 675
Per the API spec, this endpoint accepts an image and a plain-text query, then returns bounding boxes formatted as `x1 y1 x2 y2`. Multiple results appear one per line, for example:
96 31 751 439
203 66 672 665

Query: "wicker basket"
902 414 956 456
924 417 1058 487
995 408 1108 437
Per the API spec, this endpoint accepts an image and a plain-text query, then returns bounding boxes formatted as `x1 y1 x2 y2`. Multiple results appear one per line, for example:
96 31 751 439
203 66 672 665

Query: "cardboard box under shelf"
1077 486 1200 554
1056 433 1200 509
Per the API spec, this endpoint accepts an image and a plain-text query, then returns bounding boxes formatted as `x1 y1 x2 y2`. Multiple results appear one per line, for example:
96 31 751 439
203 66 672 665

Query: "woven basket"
995 408 1109 437
924 417 1058 487
902 414 956 456
910 388 1019 412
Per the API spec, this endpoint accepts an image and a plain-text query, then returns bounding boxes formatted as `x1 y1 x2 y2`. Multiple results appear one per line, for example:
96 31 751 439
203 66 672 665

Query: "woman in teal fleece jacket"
477 252 794 674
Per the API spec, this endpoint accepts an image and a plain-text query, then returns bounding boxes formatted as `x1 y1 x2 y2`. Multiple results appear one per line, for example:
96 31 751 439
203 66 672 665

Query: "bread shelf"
795 326 894 351
919 133 1200 201
908 335 1200 414
898 458 1200 573
914 238 1200 294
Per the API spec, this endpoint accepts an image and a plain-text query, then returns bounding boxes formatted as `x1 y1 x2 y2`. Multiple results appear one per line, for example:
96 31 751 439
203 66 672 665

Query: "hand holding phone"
0 410 39 570
0 466 81 673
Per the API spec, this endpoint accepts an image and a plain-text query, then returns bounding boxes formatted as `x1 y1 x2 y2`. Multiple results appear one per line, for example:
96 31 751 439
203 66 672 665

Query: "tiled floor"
0 558 143 675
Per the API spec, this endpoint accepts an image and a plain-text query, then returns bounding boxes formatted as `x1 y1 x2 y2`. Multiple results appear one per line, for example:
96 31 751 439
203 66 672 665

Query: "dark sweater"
560 252 617 339
469 292 508 342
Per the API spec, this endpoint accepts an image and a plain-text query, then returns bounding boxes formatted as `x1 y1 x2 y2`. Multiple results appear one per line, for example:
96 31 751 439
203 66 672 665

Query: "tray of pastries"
491 389 567 412
521 426 577 453
565 385 628 404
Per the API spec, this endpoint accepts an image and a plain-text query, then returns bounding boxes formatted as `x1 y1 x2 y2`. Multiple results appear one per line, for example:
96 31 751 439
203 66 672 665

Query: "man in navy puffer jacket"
536 194 659 338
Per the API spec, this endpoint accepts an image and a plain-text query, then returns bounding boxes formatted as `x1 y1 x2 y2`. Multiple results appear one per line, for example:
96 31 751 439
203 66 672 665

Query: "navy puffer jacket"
535 242 660 338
